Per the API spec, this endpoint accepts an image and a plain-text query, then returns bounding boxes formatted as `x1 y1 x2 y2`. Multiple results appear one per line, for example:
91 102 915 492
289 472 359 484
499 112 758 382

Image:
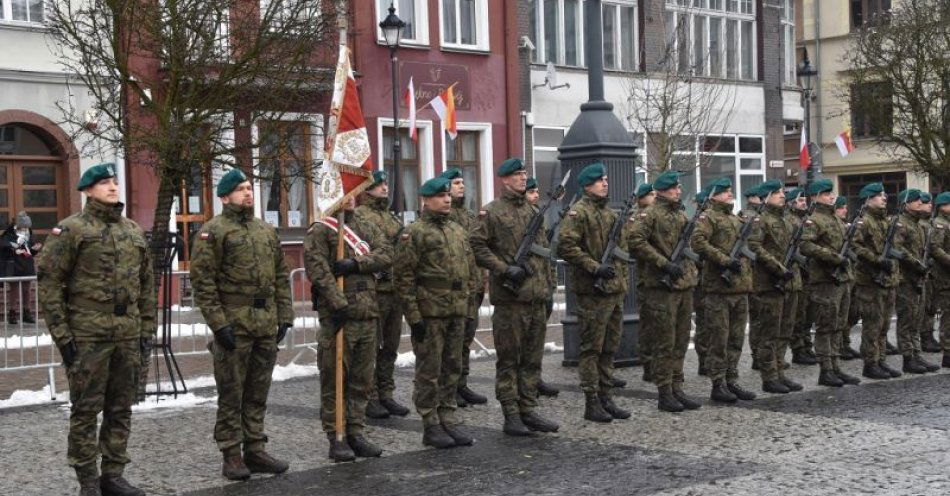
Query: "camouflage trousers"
413 317 465 427
318 318 376 435
790 289 815 353
920 280 937 338
809 282 846 370
635 284 653 379
212 333 278 453
492 302 546 416
704 293 748 383
67 339 140 483
934 289 950 352
750 290 789 382
693 285 708 365
370 292 403 401
839 284 854 349
855 284 896 364
458 291 485 388
774 290 799 369
895 281 923 356
576 293 624 396
640 287 692 388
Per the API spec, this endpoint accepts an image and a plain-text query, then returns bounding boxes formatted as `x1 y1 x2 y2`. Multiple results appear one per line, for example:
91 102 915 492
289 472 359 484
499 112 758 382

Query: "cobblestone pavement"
2 328 950 496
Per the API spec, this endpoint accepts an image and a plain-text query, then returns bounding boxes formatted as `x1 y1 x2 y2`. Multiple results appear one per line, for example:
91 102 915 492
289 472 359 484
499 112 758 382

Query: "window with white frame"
665 0 756 81
529 0 638 70
781 0 795 85
603 1 638 71
377 0 429 46
672 134 765 213
261 0 320 32
2 0 44 23
440 0 489 51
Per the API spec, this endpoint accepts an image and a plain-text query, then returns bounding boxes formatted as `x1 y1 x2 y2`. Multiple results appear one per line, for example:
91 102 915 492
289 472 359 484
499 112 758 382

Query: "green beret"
835 196 848 208
785 187 804 203
705 177 732 196
497 158 525 177
858 182 884 199
757 179 783 196
526 177 538 190
653 171 682 191
420 177 451 197
935 192 950 207
898 188 922 203
636 183 654 199
920 192 932 203
695 188 710 204
77 163 117 191
806 179 834 196
216 168 249 197
440 167 463 181
578 162 607 187
743 183 762 198
371 170 388 187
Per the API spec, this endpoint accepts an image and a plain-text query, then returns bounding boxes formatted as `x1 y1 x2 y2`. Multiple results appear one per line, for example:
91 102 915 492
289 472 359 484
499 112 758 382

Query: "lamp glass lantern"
797 48 818 93
379 4 406 48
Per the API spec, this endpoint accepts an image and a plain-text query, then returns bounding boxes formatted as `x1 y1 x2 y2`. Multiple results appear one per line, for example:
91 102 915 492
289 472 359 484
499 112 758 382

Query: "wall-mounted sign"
400 61 471 111
769 160 785 169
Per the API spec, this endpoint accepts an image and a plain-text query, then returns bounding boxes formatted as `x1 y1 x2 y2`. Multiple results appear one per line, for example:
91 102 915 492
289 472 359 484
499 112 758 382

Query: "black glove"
504 265 527 284
594 264 616 279
727 259 743 273
330 307 348 334
276 323 292 344
662 262 684 280
781 270 795 281
879 257 896 274
140 337 153 356
914 259 929 275
214 325 237 351
59 340 78 368
410 321 427 343
545 298 554 317
332 258 360 276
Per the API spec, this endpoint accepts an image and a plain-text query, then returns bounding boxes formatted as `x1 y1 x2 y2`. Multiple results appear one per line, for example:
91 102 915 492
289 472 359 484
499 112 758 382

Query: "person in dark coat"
1 211 40 324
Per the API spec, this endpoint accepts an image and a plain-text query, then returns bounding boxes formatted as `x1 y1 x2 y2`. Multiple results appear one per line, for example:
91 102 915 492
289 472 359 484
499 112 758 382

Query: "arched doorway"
0 123 71 239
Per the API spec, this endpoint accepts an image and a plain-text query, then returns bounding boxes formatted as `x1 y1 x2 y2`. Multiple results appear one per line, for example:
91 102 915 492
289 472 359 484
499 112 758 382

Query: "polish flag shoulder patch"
51 226 64 236
199 232 213 241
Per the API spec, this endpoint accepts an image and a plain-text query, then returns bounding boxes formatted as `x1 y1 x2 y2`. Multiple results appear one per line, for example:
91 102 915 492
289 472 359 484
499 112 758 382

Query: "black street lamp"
797 46 819 188
379 3 406 214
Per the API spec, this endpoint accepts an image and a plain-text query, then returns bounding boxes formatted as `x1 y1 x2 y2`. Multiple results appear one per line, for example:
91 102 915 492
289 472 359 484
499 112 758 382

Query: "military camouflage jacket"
896 210 928 284
395 210 477 323
749 204 802 292
471 189 553 304
930 213 950 290
788 208 810 285
853 205 900 288
690 200 753 294
354 195 402 293
304 210 392 320
449 197 486 293
557 193 631 296
629 196 698 291
800 203 849 285
190 204 294 335
37 200 156 346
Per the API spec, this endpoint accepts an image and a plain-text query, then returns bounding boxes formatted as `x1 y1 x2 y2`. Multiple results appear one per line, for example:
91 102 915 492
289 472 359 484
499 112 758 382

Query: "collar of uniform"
451 196 468 208
422 209 449 225
814 202 835 215
867 205 887 218
657 195 680 212
367 195 389 211
765 203 784 216
791 207 808 218
223 203 254 223
502 188 526 206
84 199 124 223
711 200 733 214
582 191 608 208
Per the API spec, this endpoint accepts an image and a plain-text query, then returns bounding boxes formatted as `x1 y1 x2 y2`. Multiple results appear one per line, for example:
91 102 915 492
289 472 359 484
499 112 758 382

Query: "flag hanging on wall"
428 83 458 140
405 77 417 142
835 128 854 157
799 126 811 170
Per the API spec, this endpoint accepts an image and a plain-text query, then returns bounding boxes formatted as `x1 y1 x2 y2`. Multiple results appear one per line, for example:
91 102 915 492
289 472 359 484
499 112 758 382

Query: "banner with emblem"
316 45 374 217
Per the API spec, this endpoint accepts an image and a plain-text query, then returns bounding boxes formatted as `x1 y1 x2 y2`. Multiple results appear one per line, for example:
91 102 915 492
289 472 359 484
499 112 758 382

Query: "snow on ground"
544 341 564 353
0 333 53 350
0 385 63 408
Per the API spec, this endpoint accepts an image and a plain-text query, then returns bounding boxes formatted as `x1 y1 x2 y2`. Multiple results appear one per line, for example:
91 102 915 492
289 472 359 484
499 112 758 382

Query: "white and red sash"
317 217 372 256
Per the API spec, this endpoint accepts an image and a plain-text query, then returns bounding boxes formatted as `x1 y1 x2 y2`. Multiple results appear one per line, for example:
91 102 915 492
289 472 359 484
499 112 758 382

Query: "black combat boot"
346 435 383 457
521 411 560 432
503 414 534 436
862 362 892 379
921 332 942 353
583 394 613 423
442 424 475 445
99 475 145 496
379 397 410 416
455 391 468 408
885 341 900 355
762 379 790 394
78 479 101 496
600 395 631 419
835 369 861 385
458 385 488 405
672 385 702 410
902 355 929 374
365 399 391 419
943 353 950 368
779 375 803 391
422 425 456 449
537 380 560 397
613 377 627 388
327 433 356 462
917 354 940 372
221 450 251 480
657 385 684 413
710 380 737 403
792 349 818 365
726 382 757 400
878 359 902 378
243 450 289 474
841 346 861 360
697 361 708 376
818 368 845 387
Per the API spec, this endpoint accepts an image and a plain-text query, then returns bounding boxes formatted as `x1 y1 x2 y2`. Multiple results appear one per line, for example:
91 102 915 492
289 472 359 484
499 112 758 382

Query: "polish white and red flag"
835 128 855 157
799 126 811 170
428 83 458 140
404 77 417 142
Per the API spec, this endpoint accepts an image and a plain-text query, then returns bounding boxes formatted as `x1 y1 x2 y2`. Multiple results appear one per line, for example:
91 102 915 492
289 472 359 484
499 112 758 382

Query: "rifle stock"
660 195 710 290
720 202 764 285
831 201 868 284
501 174 570 292
593 190 638 294
775 202 818 291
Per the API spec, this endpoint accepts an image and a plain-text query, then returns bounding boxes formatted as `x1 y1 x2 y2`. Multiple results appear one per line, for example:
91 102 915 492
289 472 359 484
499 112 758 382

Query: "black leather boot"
243 450 289 473
379 397 410 416
917 354 939 372
458 385 488 405
583 394 613 423
672 385 702 410
365 400 390 419
726 382 757 400
422 425 456 449
818 368 844 387
780 375 803 391
657 385 684 413
537 380 560 397
346 435 383 457
99 475 145 496
327 433 356 462
442 424 474 446
521 411 560 432
710 380 737 403
835 370 861 385
78 479 102 496
762 379 790 394
902 355 928 374
503 414 534 436
862 362 892 379
600 395 631 419
921 332 941 353
878 359 902 378
221 450 251 480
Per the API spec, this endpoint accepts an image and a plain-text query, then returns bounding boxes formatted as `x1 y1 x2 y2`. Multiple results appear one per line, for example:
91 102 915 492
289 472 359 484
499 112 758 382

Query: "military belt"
221 293 273 308
417 277 464 290
70 296 132 316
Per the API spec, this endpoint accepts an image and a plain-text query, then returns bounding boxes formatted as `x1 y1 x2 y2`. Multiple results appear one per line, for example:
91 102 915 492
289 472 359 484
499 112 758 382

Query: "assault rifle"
720 202 764 285
775 201 817 291
502 171 571 292
918 204 938 303
660 194 710 290
593 189 637 294
831 200 869 284
873 195 908 287
546 192 580 245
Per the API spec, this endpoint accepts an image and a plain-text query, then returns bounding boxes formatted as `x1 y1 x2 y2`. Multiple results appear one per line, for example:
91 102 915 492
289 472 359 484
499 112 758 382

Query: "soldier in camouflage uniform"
38 163 156 496
190 169 294 479
394 177 478 449
918 193 942 353
439 167 489 407
738 183 764 370
929 192 950 368
525 176 560 397
692 188 711 376
558 163 633 423
305 192 392 461
835 196 861 361
470 159 560 436
690 177 757 403
630 171 702 412
632 182 655 383
852 183 903 380
354 171 411 419
799 180 862 387
786 188 819 366
738 184 763 221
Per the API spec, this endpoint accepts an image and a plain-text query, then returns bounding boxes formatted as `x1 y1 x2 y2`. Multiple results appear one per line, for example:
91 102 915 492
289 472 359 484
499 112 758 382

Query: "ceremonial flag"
428 83 458 140
404 77 417 142
799 126 810 170
835 128 854 157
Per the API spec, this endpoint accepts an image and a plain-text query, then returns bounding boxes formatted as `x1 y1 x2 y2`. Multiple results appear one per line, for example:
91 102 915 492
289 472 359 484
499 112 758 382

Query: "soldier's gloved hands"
727 259 743 273
59 340 78 368
332 258 360 276
662 262 684 280
276 323 292 344
410 321 427 343
834 254 850 268
330 308 348 334
878 257 896 274
139 337 153 356
914 259 929 274
594 264 616 279
781 270 795 281
545 298 554 317
214 325 237 351
504 265 527 284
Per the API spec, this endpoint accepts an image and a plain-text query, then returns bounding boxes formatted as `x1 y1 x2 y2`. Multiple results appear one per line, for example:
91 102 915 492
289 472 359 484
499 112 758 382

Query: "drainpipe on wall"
813 0 822 156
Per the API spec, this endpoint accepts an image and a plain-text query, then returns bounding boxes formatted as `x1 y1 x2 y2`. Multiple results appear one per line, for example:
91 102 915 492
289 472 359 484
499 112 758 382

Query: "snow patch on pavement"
544 341 564 353
0 385 62 408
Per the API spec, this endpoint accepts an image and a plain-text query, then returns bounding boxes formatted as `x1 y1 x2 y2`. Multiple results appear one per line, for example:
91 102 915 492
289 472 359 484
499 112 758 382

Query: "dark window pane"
703 135 734 152
23 189 57 207
739 137 762 152
23 166 56 185
27 212 59 230
0 165 6 184
0 189 7 207
0 125 54 156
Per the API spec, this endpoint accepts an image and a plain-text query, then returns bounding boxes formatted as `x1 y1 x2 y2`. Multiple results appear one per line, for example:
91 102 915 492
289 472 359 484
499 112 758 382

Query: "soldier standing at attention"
305 192 392 462
354 171 411 419
629 171 702 412
632 182 655 383
38 163 156 496
557 162 632 423
395 177 478 449
470 161 560 436
692 188 711 376
439 167 489 408
738 184 763 221
798 180 861 387
190 169 294 479
917 193 942 353
525 177 560 398
690 177 757 404
928 192 950 368
834 196 861 361
786 188 819 366
739 183 764 371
